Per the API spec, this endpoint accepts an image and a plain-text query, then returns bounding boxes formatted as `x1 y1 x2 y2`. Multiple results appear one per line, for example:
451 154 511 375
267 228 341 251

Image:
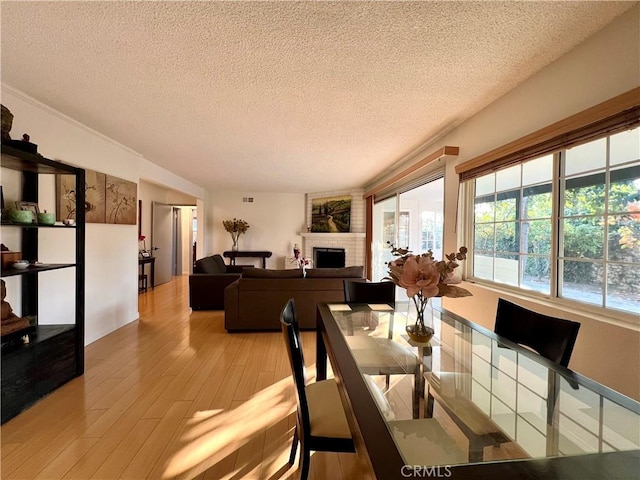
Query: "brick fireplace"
302 232 366 267
302 189 366 268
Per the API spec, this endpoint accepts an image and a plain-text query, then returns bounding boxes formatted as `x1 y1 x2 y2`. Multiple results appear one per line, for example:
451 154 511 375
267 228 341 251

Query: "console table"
223 250 272 268
138 256 155 290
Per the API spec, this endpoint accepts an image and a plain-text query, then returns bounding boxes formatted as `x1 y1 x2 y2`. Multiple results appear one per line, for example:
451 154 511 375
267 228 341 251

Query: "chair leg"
299 442 311 480
469 441 484 462
288 424 299 466
412 365 424 419
425 388 435 418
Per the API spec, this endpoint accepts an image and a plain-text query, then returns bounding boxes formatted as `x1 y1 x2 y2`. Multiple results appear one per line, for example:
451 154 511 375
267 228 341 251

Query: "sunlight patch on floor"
162 377 296 478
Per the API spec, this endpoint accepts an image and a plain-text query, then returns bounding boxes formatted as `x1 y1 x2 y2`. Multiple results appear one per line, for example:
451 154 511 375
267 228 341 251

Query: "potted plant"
222 218 250 251
386 244 472 343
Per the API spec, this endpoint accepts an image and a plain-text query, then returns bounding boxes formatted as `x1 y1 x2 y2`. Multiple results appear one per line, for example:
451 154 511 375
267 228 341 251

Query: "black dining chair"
281 299 355 480
495 298 581 367
343 279 396 305
425 299 581 461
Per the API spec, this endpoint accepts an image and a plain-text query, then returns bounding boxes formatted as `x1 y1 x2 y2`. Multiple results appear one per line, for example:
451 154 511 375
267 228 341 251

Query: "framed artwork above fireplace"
310 195 351 233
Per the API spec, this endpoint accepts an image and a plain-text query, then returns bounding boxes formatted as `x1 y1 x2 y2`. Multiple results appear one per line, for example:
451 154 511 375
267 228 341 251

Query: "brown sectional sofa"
189 254 246 310
224 266 365 331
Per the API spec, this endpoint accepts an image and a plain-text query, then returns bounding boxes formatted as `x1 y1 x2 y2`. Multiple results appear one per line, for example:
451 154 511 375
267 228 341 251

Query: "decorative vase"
37 211 56 225
406 295 435 344
8 209 34 224
232 240 238 251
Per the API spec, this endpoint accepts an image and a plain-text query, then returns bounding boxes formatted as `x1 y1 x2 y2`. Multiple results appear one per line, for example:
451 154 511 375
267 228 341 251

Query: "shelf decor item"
0 106 37 153
385 244 472 343
222 218 249 251
1 244 19 269
1 104 13 142
1 279 31 338
1 251 22 269
15 201 40 224
7 209 34 225
36 211 55 225
290 243 309 270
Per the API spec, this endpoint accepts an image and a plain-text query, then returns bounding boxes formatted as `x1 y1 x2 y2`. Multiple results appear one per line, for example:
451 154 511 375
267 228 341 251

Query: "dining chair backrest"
281 299 312 436
494 298 581 367
343 280 396 305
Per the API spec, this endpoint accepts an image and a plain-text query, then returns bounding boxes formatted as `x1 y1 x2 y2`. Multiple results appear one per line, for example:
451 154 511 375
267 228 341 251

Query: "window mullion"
516 184 523 288
463 181 475 280
602 137 611 308
551 151 562 300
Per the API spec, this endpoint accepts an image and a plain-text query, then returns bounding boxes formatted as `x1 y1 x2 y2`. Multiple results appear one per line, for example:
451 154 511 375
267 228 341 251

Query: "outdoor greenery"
474 162 639 304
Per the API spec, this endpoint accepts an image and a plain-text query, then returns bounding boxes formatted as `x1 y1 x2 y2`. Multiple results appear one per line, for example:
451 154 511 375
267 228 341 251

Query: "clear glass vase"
406 295 435 344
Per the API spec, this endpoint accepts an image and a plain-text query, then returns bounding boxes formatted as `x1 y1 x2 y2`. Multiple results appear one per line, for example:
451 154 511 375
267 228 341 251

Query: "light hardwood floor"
1 276 366 479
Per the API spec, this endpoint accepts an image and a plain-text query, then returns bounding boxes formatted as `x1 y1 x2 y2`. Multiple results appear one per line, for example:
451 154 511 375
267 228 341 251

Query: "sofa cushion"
194 254 227 274
305 266 364 278
189 272 241 310
225 278 348 330
242 268 304 279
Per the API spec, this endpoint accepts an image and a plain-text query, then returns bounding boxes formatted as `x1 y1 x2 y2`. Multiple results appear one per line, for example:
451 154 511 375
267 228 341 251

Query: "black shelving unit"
1 144 85 424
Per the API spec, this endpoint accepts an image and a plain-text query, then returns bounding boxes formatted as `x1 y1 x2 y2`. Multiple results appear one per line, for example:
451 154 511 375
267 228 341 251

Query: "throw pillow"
194 255 227 274
194 256 219 274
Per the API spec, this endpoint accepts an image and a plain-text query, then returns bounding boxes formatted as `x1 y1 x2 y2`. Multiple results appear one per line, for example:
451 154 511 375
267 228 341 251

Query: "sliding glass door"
372 196 398 282
372 176 444 302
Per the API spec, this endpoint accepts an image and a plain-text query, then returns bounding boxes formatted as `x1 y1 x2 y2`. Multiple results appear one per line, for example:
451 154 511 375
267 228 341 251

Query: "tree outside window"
471 127 639 315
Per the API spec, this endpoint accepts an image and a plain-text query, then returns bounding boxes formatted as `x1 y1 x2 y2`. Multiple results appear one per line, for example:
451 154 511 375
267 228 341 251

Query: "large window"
471 127 639 316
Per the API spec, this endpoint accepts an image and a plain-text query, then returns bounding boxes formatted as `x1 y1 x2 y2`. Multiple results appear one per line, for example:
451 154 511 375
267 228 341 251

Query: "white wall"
205 190 305 269
2 86 205 344
180 207 195 275
367 7 640 400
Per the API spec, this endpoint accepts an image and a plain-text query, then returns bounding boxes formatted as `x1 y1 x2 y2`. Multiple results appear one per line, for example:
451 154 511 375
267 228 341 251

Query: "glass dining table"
315 302 640 479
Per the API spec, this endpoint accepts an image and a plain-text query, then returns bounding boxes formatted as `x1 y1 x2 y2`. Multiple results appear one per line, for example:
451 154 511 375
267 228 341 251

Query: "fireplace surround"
314 247 346 268
300 232 365 268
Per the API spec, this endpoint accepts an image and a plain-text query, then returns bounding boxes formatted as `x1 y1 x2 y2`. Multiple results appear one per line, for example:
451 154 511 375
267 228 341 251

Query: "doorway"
150 202 197 287
171 206 198 276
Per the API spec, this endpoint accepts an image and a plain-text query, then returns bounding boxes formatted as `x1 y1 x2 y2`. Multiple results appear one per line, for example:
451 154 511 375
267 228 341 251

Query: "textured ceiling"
1 1 634 193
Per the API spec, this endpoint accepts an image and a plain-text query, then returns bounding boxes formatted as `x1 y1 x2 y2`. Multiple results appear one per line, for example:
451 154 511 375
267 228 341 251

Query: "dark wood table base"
223 250 272 268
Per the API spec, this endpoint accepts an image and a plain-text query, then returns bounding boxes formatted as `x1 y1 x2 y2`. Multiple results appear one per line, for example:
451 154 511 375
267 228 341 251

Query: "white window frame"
463 131 639 327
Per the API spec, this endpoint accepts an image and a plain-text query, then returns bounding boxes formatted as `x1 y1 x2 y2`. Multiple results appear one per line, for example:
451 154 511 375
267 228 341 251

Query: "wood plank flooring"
1 276 366 479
